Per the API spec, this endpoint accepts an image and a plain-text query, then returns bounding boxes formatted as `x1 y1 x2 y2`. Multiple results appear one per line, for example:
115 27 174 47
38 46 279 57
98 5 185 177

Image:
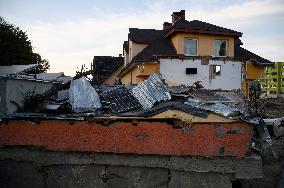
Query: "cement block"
44 164 106 188
168 170 232 188
106 166 168 188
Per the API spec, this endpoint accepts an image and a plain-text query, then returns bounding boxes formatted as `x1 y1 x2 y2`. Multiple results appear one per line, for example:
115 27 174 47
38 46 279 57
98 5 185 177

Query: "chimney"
163 22 172 30
171 10 185 23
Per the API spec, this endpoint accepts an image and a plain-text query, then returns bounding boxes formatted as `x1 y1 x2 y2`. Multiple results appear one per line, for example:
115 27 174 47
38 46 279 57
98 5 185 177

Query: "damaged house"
0 11 283 188
108 10 274 96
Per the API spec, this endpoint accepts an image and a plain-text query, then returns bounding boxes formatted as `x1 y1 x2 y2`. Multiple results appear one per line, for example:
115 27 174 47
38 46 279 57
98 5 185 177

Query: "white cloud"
25 0 284 76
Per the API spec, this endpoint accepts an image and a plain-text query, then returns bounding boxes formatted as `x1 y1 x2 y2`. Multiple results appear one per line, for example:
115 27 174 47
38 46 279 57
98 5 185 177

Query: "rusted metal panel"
0 120 251 157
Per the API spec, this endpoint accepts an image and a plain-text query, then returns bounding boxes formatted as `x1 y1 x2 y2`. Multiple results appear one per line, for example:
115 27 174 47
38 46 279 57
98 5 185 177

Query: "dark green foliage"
0 17 50 73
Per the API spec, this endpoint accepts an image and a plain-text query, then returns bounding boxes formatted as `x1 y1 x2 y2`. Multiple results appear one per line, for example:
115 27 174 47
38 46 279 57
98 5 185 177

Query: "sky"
0 0 284 76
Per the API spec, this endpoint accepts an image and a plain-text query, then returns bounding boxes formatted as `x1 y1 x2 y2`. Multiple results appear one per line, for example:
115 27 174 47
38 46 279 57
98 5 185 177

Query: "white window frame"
213 39 228 57
184 38 198 56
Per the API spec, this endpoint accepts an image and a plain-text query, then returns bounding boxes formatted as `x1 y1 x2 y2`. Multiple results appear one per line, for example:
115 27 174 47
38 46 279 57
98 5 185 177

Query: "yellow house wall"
246 61 266 80
242 61 266 97
128 40 148 63
121 63 159 84
171 33 235 57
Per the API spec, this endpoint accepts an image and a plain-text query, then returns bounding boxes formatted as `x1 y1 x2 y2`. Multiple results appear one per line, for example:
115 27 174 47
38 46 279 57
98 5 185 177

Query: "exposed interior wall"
128 40 148 63
5 79 53 114
121 62 159 85
103 64 124 85
171 33 234 57
160 59 242 90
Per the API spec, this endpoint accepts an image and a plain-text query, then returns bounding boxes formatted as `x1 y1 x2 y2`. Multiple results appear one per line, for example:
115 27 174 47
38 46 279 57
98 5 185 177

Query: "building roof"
234 46 274 66
128 28 165 43
132 34 177 61
165 19 242 37
92 56 124 84
0 64 38 75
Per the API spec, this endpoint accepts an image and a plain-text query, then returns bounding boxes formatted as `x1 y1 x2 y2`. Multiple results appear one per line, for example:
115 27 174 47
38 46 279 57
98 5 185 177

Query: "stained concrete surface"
0 147 265 188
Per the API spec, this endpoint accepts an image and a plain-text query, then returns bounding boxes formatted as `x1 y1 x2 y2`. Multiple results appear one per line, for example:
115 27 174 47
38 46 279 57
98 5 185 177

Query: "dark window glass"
214 40 227 56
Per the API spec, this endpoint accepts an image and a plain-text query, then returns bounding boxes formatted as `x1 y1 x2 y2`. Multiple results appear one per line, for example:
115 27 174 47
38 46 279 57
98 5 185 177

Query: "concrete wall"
171 33 235 57
4 79 53 114
160 59 242 90
0 147 263 188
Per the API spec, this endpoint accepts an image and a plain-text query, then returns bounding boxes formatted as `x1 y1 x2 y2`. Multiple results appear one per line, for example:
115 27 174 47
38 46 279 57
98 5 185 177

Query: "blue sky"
1 0 284 76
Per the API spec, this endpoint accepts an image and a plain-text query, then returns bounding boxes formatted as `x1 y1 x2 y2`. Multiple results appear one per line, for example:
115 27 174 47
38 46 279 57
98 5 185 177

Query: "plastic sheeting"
131 74 171 110
69 77 101 112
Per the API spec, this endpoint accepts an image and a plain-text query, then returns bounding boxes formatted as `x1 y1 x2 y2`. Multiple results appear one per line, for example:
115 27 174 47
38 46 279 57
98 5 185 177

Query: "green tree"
0 17 50 73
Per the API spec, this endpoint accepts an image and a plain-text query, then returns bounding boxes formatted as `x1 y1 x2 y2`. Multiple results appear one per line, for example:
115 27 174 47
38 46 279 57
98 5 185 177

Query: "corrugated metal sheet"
131 74 171 110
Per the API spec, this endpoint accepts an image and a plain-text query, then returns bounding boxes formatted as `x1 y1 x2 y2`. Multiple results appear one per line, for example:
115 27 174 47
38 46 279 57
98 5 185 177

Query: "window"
184 38 197 56
214 40 227 56
209 65 221 79
186 68 197 74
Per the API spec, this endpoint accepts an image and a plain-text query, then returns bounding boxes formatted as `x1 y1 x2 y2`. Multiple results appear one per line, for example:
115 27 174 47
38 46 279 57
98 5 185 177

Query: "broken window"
214 40 227 56
209 65 221 79
184 38 197 56
186 68 197 74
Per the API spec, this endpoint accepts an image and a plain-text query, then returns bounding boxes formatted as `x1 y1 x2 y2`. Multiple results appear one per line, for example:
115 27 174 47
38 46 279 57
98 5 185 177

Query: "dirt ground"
264 97 284 118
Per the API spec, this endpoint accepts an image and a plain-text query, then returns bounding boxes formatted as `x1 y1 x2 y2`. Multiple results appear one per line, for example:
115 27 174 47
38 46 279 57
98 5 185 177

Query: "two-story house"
117 10 273 96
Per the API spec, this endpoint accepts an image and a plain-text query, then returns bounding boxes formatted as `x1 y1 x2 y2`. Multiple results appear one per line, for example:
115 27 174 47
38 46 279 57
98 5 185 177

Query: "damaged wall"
160 59 242 90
